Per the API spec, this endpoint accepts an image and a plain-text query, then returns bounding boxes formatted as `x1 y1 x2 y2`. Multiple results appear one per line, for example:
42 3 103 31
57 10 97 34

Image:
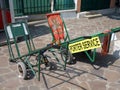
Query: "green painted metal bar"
51 50 60 62
111 27 120 33
84 50 95 62
63 42 69 70
66 27 120 45
4 28 15 60
60 27 120 63
9 25 21 57
92 49 96 62
62 16 70 41
25 56 36 76
25 23 36 50
38 52 41 81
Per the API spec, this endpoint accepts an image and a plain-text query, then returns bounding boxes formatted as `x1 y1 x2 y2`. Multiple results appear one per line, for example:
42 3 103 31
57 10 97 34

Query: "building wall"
110 0 116 8
77 0 115 12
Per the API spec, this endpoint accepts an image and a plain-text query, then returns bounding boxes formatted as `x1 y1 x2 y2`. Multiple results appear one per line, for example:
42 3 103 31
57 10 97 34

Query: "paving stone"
90 68 104 77
0 83 5 90
69 77 81 86
79 82 91 90
113 60 120 66
88 80 107 90
0 76 5 83
9 64 17 71
2 48 9 56
48 87 60 90
0 56 9 67
33 73 52 88
60 82 84 90
19 79 34 87
2 72 17 80
104 70 120 82
0 13 120 90
19 86 28 90
108 87 116 90
76 74 88 82
0 68 11 75
0 52 4 56
48 77 63 86
109 83 120 89
29 86 40 90
85 73 98 81
59 86 70 90
5 87 18 90
2 78 21 89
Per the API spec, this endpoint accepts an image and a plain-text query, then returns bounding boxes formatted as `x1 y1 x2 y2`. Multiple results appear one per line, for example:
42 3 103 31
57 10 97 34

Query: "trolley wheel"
49 62 57 70
61 48 76 65
17 62 27 79
9 58 16 62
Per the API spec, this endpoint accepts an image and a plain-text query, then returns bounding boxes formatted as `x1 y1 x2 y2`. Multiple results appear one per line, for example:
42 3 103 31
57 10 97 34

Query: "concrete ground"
0 13 120 90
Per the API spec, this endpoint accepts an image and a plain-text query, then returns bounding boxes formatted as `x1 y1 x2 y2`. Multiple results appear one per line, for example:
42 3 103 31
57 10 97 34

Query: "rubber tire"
49 62 57 70
17 62 27 80
61 48 76 65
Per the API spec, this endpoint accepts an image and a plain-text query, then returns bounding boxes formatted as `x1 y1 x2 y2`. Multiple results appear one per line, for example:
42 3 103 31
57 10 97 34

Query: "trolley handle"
40 44 60 54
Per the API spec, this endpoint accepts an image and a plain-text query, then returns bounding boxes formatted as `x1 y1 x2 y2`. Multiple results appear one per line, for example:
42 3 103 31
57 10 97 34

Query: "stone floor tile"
19 86 28 90
109 83 120 89
90 69 104 78
2 72 17 80
4 87 18 90
88 80 107 90
29 86 40 90
0 76 5 83
79 82 91 90
104 70 120 82
2 78 21 89
0 57 9 67
0 68 11 75
76 74 88 82
19 79 35 87
0 13 120 90
9 64 17 72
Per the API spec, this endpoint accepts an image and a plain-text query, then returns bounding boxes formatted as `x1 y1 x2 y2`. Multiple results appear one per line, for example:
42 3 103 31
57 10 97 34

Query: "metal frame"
5 21 41 80
46 13 73 68
46 12 120 63
5 21 69 81
69 27 120 62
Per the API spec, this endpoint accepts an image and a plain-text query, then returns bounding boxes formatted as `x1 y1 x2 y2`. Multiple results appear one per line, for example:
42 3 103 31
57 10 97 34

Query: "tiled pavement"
0 13 120 90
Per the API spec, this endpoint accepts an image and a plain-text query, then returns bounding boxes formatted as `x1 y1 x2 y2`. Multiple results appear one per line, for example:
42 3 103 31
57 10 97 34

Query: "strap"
101 30 111 55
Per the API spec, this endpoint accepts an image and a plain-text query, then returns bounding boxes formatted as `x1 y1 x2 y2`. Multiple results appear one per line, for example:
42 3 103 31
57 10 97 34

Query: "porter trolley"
5 13 120 81
46 13 120 63
5 22 70 81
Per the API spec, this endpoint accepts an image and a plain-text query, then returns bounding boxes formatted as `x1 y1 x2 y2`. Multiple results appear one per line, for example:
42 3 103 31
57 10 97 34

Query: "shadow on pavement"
73 51 119 70
0 20 50 46
28 20 50 38
105 11 120 20
40 50 119 89
41 68 87 90
40 61 108 90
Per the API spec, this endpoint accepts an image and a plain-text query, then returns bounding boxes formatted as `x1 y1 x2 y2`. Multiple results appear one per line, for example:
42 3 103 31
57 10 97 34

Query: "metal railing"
54 0 75 11
13 0 51 16
13 0 75 16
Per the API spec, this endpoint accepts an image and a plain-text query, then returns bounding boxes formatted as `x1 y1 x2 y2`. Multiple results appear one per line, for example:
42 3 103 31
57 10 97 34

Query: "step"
60 10 77 19
84 13 102 18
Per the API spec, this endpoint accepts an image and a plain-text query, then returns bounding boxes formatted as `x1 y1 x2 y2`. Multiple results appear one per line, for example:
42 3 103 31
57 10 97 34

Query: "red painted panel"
0 10 11 30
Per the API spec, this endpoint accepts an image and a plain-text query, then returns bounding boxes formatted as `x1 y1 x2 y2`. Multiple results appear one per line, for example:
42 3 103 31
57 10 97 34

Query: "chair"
46 13 99 63
46 13 70 44
46 13 75 66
